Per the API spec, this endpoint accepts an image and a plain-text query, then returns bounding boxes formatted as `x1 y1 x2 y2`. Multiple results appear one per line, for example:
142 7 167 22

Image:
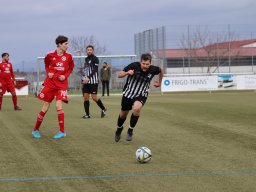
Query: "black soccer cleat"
126 132 133 141
115 127 123 142
101 109 107 118
82 115 91 119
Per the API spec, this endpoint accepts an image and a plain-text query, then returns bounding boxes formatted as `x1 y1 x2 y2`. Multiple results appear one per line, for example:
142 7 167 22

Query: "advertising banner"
161 76 218 92
236 75 256 90
4 80 28 96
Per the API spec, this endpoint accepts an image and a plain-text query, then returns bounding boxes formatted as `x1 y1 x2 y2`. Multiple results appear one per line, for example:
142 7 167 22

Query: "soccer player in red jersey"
0 53 22 111
32 35 74 139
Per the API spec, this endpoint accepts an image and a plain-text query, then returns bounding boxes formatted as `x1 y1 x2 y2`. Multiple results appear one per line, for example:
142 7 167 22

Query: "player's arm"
10 64 16 83
154 68 163 88
44 54 54 78
118 63 135 78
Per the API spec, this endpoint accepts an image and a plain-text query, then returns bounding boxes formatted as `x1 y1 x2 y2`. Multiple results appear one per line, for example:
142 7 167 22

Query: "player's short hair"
55 35 68 45
141 53 152 62
86 45 94 50
1 53 9 58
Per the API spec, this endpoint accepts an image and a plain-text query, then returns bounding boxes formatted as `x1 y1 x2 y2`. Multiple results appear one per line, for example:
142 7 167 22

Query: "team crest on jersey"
147 74 152 78
53 57 56 60
61 56 66 61
7 64 10 67
40 93 44 98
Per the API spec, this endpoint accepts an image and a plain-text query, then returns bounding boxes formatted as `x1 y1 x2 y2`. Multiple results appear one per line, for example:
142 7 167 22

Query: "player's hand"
58 75 65 81
126 70 134 76
82 77 90 84
13 80 17 85
153 81 161 88
48 73 54 79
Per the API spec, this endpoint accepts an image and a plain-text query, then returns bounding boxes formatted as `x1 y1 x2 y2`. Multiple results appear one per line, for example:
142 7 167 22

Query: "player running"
114 53 163 142
32 35 74 139
0 53 22 111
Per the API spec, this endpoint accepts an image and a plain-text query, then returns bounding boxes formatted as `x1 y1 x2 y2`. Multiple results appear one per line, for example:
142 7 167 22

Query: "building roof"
153 39 256 59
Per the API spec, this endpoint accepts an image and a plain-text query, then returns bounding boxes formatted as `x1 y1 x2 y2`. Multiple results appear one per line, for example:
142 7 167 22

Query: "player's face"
87 48 94 56
59 42 68 52
140 59 151 72
2 55 9 62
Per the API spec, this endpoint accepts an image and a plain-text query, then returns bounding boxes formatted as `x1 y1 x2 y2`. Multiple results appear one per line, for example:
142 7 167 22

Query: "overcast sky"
1 0 256 70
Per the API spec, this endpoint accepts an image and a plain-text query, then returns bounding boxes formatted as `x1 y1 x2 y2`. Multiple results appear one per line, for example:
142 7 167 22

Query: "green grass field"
1 92 256 192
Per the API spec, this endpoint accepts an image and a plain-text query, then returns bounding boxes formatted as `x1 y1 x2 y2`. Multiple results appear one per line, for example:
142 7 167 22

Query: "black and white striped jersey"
83 55 99 84
122 62 161 98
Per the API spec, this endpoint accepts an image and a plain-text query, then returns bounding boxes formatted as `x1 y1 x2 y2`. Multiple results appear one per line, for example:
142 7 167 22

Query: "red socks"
58 109 65 133
34 109 65 133
34 111 46 131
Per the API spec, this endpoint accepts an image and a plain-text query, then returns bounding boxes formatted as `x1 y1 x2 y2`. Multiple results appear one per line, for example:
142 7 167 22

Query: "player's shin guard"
117 115 126 128
12 94 17 108
128 114 140 133
96 99 106 110
34 110 46 131
84 100 90 116
58 109 65 133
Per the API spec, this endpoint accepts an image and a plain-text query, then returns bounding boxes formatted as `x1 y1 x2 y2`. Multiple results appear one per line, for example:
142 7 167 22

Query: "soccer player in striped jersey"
0 53 22 111
82 45 107 119
32 35 74 139
115 53 163 142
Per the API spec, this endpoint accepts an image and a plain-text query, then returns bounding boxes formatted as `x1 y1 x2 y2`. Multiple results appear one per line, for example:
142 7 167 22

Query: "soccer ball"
135 147 152 163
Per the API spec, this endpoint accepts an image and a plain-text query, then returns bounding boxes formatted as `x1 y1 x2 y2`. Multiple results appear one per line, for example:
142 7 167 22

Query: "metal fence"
32 55 136 94
135 24 256 74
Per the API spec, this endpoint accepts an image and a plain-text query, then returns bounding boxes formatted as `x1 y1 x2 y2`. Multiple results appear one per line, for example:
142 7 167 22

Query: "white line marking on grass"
1 170 256 182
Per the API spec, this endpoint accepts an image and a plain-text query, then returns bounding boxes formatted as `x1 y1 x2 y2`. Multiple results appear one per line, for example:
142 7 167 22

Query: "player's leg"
126 101 143 141
8 82 21 110
53 100 66 139
82 84 90 118
33 86 54 138
33 102 50 138
53 89 69 139
115 96 132 142
91 84 107 118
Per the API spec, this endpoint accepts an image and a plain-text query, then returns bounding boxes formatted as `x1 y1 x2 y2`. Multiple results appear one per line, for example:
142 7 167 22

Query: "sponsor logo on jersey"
56 62 63 67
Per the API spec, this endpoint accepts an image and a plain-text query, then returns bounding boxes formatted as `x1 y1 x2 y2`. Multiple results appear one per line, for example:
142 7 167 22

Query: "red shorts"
37 86 68 103
0 81 15 95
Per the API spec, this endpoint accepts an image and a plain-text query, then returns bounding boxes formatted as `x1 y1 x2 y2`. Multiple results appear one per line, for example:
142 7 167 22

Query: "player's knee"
133 107 141 115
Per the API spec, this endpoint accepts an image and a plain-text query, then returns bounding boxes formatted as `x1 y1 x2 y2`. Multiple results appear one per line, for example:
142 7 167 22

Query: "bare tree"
180 26 240 73
69 35 108 56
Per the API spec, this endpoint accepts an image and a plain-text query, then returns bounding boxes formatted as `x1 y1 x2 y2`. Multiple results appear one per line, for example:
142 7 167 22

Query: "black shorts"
121 96 147 111
82 84 98 94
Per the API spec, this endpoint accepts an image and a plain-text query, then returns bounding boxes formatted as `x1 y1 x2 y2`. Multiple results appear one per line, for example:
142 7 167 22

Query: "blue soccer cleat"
53 131 66 139
32 130 41 139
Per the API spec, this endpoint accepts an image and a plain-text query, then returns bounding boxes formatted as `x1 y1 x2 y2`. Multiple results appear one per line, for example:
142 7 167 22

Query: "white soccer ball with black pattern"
135 147 152 163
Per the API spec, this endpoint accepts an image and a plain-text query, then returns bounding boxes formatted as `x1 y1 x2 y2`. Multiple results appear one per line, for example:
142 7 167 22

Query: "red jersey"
0 61 15 83
43 50 74 90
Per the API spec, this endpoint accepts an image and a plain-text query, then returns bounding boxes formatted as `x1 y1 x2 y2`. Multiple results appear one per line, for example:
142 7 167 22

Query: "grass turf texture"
0 92 256 191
